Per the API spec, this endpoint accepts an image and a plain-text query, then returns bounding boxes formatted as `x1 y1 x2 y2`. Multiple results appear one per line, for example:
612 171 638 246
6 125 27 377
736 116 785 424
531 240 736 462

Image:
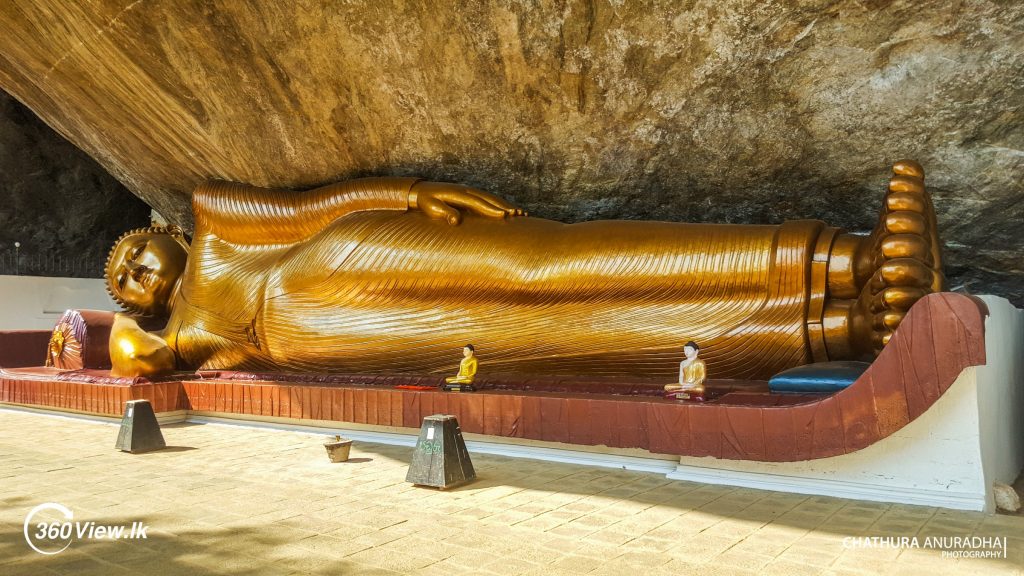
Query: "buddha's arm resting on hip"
191 177 523 244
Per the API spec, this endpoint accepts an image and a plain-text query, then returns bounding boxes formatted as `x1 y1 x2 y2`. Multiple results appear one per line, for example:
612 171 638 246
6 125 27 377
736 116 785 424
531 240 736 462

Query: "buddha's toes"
857 159 946 353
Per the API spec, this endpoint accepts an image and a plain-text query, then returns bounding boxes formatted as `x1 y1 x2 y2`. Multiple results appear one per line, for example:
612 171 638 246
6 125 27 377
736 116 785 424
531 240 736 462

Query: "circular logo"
23 502 74 555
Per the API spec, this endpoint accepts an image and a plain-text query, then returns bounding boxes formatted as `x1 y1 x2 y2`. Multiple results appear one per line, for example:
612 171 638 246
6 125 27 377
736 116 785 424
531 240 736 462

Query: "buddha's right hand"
110 313 176 378
409 181 526 225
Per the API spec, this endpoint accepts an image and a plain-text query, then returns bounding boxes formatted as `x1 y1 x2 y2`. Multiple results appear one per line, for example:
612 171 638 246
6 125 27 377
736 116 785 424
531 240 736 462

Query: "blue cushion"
768 361 871 394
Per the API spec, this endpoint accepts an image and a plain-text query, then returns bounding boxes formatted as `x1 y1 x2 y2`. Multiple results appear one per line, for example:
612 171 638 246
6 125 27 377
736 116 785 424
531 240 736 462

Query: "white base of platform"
187 414 680 475
666 463 984 511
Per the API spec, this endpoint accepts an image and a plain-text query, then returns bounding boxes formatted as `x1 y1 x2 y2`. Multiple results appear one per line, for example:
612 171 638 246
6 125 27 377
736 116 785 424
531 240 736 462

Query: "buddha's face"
107 232 188 316
463 346 474 358
684 345 699 360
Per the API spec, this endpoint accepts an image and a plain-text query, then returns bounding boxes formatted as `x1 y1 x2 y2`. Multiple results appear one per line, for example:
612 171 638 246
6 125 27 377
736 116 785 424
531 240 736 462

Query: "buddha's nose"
127 261 148 281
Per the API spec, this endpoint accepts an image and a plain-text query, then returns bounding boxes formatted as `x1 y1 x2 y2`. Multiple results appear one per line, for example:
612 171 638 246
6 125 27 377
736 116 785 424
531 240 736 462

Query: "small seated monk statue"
664 341 707 399
444 344 478 391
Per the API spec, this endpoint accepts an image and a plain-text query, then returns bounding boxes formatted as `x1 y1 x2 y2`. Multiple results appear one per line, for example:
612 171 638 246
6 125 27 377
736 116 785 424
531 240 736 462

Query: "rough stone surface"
0 1 1019 302
0 91 150 277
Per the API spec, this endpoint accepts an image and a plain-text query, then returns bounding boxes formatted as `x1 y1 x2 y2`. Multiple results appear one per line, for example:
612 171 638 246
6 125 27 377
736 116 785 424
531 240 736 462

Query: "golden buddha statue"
105 160 944 380
445 345 479 386
664 341 707 397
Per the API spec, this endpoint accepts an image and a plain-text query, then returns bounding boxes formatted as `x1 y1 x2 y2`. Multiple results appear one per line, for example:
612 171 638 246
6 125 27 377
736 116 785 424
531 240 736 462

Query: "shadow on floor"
1 492 358 576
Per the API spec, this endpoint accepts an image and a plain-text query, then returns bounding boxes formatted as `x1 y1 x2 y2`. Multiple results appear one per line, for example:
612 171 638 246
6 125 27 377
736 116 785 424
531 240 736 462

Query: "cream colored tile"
3 409 1017 576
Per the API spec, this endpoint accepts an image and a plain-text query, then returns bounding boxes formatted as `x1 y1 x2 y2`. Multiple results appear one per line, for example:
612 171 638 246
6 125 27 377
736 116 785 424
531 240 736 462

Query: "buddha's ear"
167 224 191 247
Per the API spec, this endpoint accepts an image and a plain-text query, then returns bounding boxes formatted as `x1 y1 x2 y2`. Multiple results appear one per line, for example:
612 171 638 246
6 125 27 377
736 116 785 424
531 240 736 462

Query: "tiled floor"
1 408 1021 575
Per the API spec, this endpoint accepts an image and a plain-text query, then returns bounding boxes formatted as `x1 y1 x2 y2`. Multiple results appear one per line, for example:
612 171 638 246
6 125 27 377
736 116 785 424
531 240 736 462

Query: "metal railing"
0 249 105 278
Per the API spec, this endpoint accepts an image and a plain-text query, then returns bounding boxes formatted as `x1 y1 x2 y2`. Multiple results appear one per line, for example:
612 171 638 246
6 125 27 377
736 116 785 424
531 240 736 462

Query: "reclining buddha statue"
105 160 944 380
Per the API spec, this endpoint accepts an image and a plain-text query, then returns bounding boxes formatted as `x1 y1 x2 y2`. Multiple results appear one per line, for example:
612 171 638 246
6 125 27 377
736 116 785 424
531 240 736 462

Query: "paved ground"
1 408 1021 575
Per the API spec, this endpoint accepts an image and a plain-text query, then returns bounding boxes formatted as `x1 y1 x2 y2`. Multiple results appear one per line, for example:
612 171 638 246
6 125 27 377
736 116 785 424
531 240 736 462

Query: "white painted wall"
0 275 116 330
976 295 1024 510
668 294 1024 512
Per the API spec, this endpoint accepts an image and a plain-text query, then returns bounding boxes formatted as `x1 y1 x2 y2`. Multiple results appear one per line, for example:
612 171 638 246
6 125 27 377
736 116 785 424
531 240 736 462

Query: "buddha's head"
683 341 700 360
105 225 189 317
464 344 475 358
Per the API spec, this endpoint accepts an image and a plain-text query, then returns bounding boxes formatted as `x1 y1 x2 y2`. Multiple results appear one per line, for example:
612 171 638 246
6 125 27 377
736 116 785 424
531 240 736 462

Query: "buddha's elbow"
112 346 175 378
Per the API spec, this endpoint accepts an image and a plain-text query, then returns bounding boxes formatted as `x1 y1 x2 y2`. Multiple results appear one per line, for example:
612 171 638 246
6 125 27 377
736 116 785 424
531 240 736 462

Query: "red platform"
0 293 988 462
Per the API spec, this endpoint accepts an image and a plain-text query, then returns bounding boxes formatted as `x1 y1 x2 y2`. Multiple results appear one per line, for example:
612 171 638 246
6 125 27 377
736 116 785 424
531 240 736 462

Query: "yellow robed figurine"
445 344 478 387
664 341 706 397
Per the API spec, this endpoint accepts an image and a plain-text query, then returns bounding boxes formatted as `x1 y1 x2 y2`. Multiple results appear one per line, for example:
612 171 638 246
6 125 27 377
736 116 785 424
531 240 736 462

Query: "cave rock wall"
0 1 1019 301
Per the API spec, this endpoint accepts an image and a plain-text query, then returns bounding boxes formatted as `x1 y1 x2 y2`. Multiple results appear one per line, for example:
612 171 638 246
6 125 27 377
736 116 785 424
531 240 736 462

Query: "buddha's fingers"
466 188 523 216
436 191 509 219
418 195 463 225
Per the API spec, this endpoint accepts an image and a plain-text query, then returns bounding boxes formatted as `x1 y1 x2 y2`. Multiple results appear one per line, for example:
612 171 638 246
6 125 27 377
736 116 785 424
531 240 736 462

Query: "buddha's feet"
826 160 945 358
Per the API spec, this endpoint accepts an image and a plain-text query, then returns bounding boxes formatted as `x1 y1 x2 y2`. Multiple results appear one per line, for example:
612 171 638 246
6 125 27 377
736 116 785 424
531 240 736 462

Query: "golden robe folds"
107 162 946 380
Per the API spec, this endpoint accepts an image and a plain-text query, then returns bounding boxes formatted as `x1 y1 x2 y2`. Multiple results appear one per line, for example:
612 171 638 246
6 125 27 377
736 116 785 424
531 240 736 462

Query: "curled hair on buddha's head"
684 341 699 351
104 224 188 315
465 344 475 352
